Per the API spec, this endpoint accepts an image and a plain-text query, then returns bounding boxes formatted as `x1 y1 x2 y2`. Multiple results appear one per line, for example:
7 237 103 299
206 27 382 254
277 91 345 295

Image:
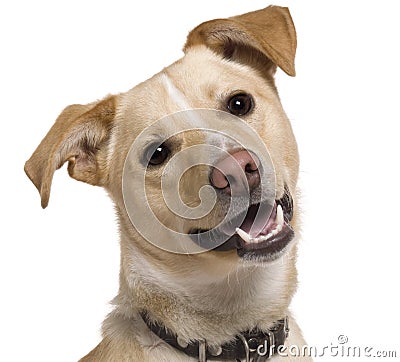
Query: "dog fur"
25 6 310 361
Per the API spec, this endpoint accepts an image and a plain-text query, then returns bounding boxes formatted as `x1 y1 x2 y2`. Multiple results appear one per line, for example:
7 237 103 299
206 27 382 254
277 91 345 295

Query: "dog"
25 5 311 361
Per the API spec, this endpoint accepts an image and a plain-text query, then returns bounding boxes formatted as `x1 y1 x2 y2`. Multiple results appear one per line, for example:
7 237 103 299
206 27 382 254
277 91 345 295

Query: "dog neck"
109 220 298 345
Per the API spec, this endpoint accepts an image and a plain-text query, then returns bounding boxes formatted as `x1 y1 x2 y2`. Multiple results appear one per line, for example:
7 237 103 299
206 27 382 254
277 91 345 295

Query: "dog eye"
227 93 254 116
146 144 170 166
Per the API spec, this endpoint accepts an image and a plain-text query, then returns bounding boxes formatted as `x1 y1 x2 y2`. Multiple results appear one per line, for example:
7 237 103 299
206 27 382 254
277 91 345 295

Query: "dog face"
25 6 298 286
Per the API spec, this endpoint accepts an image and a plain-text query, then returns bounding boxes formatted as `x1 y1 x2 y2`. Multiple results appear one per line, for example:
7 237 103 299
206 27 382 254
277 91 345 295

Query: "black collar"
140 312 289 361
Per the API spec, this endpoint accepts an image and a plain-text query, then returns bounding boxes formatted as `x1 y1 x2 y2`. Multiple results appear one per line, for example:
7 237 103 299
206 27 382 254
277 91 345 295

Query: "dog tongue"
239 203 276 238
219 203 276 237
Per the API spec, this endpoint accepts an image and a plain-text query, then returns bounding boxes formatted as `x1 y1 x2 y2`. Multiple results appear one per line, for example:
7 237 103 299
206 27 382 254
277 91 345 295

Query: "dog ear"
24 95 116 208
184 5 296 77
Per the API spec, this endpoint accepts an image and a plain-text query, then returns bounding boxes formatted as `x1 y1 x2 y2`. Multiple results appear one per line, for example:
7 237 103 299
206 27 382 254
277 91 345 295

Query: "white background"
1 0 400 361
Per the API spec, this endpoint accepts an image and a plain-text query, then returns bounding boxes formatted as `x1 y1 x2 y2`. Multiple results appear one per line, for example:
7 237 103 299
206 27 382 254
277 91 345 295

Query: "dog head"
25 6 298 286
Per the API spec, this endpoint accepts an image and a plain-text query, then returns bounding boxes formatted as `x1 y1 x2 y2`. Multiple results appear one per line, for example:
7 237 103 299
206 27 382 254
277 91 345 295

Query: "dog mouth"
189 188 294 260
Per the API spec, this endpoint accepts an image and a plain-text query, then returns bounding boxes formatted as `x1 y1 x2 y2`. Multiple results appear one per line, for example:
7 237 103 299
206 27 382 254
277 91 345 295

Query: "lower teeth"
236 204 284 244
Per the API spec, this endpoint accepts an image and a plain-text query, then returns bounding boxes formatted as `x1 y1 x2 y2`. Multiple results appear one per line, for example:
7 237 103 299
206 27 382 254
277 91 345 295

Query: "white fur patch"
161 73 215 133
161 73 191 111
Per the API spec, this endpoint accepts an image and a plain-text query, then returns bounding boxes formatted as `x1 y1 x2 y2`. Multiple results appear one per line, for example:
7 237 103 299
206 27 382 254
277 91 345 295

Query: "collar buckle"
284 316 290 338
198 339 207 362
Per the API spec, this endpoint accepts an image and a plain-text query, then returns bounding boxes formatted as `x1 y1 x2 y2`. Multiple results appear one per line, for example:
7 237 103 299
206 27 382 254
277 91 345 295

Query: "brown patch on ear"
184 6 296 77
24 95 116 208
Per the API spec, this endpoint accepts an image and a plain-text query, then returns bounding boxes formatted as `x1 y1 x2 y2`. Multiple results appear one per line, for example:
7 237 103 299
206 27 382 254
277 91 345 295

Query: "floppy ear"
24 95 116 208
184 5 296 77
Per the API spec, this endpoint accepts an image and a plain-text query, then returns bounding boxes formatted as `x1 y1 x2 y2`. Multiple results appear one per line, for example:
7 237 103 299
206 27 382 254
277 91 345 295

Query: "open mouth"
190 188 294 260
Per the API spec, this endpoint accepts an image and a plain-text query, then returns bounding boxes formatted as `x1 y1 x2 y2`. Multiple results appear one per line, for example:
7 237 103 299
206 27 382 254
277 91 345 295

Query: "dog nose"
210 150 260 194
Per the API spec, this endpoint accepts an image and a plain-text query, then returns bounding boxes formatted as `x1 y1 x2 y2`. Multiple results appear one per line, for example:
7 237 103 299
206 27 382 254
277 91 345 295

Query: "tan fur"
25 6 311 361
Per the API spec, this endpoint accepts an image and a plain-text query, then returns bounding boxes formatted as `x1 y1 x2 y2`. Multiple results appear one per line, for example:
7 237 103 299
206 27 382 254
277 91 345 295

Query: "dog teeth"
236 204 286 244
235 228 252 243
277 204 284 227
